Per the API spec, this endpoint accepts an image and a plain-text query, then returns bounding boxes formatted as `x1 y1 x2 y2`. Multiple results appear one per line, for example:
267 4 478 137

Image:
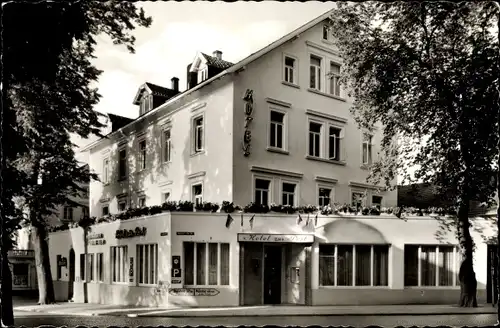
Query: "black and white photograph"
2 1 500 327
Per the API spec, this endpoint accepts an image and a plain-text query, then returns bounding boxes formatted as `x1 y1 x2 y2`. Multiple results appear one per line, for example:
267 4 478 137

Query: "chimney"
213 50 222 60
171 77 179 92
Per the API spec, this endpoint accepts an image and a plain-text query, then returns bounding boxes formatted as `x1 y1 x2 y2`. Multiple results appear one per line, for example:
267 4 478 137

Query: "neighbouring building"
46 10 498 308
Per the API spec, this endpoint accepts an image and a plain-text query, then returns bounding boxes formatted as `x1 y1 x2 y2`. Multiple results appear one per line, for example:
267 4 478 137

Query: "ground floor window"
80 254 85 281
184 242 230 286
87 253 94 282
12 263 29 287
404 245 461 287
319 244 389 286
96 253 104 282
111 246 128 283
137 244 158 285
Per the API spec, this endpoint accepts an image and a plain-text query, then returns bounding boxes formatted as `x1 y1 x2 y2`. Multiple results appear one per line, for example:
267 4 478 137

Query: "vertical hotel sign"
242 89 254 157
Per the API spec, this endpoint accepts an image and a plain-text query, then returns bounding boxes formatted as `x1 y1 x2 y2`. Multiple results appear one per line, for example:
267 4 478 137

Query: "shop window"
319 244 389 287
404 245 460 287
111 246 128 283
12 263 29 287
80 254 85 281
87 253 94 282
184 242 230 286
96 253 104 282
137 244 158 285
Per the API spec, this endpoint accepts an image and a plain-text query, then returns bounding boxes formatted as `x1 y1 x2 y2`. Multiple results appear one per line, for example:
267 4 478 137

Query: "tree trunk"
457 200 478 307
495 3 500 323
0 250 15 326
32 223 56 304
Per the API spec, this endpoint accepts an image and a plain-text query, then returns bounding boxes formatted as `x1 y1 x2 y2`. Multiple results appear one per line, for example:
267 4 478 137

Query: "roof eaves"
80 9 333 153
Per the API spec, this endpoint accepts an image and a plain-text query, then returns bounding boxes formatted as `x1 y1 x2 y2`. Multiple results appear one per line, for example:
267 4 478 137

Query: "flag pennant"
306 214 310 227
296 213 303 225
241 213 244 227
225 214 234 228
314 213 319 227
249 214 255 229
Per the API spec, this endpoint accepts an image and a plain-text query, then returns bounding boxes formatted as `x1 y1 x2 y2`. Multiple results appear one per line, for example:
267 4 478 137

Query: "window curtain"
220 243 230 285
337 245 353 286
438 246 454 286
421 246 436 286
196 243 207 285
373 245 389 286
319 245 335 286
355 245 371 286
404 246 418 286
184 242 194 285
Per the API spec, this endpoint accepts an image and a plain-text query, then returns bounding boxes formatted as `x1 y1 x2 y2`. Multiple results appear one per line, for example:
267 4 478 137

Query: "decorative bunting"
225 214 234 228
240 213 244 227
249 214 255 229
314 213 319 227
296 213 302 225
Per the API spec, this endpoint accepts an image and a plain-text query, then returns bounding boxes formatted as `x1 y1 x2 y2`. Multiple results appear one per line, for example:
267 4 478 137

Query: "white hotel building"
47 11 496 307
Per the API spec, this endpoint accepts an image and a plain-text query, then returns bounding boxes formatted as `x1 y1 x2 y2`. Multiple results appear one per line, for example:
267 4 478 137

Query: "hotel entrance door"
263 245 282 304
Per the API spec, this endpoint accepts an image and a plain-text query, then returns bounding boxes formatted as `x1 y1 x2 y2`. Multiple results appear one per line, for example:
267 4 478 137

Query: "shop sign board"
238 233 314 243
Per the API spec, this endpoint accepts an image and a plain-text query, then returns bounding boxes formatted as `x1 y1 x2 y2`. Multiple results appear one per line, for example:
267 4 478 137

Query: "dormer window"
198 67 208 83
139 95 153 116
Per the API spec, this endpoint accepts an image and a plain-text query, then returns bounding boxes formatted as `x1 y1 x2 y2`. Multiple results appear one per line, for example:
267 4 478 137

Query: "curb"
130 310 497 318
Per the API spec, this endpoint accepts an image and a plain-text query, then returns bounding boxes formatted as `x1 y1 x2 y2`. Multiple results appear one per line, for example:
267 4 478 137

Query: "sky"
90 1 334 120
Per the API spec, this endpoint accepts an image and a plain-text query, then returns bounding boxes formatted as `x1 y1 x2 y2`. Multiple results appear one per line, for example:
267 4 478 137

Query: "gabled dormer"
133 78 181 116
186 50 234 89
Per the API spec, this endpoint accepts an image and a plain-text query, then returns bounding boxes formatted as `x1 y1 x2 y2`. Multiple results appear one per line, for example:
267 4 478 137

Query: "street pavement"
12 311 500 327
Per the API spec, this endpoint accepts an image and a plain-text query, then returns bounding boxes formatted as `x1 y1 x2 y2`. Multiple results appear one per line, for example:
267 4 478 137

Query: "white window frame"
328 61 341 97
87 253 95 282
268 108 287 150
102 204 109 216
328 124 343 161
253 175 273 206
318 244 390 287
110 245 128 284
138 138 147 171
372 195 383 208
102 157 110 184
283 53 298 85
118 199 127 212
322 24 332 42
198 66 208 83
183 242 231 287
191 182 203 206
308 119 324 158
317 183 334 207
404 245 461 288
96 253 104 283
63 206 74 221
138 196 146 208
162 191 171 203
351 189 367 208
309 54 323 91
163 128 172 163
136 243 158 286
280 179 299 207
118 147 127 180
192 114 205 153
362 132 373 165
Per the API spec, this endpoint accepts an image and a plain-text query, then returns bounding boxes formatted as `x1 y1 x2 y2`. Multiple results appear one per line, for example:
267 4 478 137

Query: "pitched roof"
145 82 179 98
107 113 135 132
81 9 334 152
200 53 234 70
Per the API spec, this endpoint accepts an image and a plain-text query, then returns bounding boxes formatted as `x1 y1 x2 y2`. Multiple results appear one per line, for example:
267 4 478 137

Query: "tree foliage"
329 1 500 307
2 0 152 313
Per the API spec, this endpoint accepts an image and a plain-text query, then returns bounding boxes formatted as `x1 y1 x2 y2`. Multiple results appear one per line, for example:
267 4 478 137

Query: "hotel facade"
46 11 497 307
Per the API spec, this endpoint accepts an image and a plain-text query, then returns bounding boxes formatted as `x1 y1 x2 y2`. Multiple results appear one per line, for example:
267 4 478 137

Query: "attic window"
140 95 152 115
198 67 208 83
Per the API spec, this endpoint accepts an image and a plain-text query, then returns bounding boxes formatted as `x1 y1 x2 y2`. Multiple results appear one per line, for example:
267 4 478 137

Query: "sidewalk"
14 302 498 317
14 302 159 317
